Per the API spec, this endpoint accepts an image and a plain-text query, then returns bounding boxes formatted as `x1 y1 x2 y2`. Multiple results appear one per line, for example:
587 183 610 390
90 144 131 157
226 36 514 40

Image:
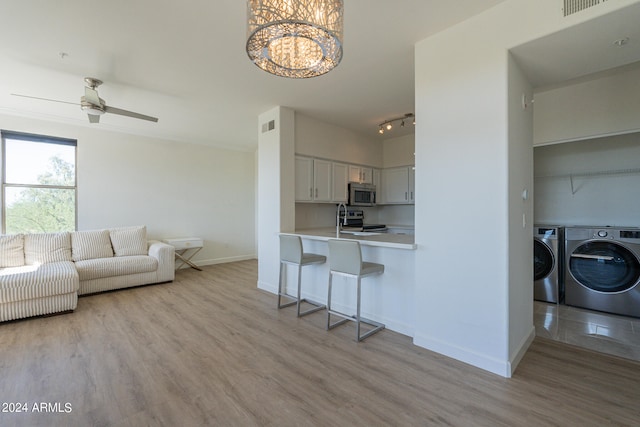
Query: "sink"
340 231 382 236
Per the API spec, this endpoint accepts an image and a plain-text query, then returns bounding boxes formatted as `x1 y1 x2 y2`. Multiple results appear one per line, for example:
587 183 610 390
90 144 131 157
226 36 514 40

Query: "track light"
377 113 415 135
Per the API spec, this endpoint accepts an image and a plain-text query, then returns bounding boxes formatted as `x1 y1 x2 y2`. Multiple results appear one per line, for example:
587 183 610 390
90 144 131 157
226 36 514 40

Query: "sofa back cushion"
24 232 72 265
0 234 25 267
71 229 114 262
109 226 147 257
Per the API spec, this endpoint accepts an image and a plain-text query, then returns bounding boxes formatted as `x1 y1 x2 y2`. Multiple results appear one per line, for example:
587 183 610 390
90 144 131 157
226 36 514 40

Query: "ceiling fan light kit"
246 0 344 78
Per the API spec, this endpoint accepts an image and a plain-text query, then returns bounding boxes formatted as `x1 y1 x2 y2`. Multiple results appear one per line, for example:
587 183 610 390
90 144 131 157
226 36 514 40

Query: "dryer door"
569 241 640 293
534 239 554 280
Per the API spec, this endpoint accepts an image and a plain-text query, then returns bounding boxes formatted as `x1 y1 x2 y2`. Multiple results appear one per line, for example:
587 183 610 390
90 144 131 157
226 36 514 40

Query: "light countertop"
282 228 416 250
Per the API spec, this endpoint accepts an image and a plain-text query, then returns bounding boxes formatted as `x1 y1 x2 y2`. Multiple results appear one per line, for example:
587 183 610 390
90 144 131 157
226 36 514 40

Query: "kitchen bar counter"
284 228 416 250
277 228 416 336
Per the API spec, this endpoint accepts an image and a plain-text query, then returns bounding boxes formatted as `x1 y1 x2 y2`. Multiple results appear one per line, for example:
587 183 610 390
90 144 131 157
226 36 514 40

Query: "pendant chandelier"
246 0 344 78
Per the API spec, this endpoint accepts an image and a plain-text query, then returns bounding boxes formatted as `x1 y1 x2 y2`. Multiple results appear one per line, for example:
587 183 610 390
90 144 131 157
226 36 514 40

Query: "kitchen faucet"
336 202 347 237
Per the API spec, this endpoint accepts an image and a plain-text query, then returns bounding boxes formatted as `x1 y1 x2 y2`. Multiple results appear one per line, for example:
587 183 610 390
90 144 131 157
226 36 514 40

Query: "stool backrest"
328 239 362 275
280 235 303 264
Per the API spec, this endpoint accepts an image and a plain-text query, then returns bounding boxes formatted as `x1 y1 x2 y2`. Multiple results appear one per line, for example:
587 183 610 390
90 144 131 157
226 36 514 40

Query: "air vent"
261 120 275 133
563 0 609 17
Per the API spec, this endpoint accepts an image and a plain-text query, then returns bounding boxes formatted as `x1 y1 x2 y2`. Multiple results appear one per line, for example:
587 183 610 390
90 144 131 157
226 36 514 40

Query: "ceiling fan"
11 77 158 124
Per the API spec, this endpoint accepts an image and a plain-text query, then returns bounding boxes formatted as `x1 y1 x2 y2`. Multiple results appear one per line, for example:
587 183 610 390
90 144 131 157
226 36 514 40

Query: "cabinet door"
348 165 374 184
382 167 410 204
360 167 373 184
332 162 349 202
408 167 415 203
295 156 313 201
348 165 362 183
313 159 332 202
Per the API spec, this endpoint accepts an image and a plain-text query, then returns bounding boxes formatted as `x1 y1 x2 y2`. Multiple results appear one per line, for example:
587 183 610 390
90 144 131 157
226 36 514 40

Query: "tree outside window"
1 131 77 234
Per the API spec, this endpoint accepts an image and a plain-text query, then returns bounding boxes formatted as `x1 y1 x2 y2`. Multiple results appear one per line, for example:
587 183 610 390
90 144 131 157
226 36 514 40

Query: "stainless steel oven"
348 182 376 206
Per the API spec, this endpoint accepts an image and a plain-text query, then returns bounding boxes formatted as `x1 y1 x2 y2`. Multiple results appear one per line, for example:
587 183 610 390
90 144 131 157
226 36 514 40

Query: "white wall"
507 54 535 369
534 62 640 145
534 133 640 227
295 113 381 167
413 0 639 377
382 134 415 168
0 113 256 266
257 107 295 292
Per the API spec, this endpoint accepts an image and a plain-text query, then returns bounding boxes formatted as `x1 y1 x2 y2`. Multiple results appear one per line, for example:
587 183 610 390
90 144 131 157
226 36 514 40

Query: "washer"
565 226 640 318
534 225 564 303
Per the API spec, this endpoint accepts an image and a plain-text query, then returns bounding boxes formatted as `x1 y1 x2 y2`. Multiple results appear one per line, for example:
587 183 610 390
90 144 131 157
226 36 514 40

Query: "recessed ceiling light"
613 37 630 47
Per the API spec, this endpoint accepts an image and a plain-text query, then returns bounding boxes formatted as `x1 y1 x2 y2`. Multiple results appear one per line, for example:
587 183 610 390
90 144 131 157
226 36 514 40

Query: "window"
1 131 77 234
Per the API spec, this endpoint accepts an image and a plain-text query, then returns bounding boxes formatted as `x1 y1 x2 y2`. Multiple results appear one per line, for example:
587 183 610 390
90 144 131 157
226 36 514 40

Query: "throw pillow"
110 226 148 257
24 232 72 265
71 229 114 262
0 234 25 267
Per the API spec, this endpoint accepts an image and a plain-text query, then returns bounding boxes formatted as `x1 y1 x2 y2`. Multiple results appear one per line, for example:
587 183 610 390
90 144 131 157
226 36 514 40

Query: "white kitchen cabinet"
295 156 332 202
295 156 314 201
332 162 349 202
313 159 332 202
348 165 373 184
408 167 415 203
381 166 415 204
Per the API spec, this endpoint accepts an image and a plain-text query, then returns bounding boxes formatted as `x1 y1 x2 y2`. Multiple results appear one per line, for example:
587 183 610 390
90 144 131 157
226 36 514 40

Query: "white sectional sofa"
0 226 175 322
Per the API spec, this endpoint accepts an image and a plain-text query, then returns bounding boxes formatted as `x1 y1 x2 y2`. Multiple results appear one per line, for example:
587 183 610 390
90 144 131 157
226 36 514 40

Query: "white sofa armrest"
148 240 175 282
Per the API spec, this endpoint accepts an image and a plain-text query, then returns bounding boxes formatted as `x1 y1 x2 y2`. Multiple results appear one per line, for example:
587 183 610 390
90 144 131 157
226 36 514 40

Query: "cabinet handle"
411 191 413 200
405 192 408 200
310 188 313 198
315 188 318 198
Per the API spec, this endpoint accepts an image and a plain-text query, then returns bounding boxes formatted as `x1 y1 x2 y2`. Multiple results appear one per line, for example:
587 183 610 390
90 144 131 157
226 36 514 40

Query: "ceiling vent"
562 0 609 17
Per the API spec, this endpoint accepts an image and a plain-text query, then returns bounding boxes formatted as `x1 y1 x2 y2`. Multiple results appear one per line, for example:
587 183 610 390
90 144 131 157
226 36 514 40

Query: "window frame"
1 130 78 234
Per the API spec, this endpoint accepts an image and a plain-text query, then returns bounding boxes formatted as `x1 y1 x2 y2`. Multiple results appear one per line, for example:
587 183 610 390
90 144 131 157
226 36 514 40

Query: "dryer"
534 225 564 303
565 227 640 318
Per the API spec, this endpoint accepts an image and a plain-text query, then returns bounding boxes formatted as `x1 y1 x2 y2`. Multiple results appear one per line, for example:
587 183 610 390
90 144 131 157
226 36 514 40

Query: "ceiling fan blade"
104 106 158 123
84 86 101 105
88 114 100 123
11 93 79 106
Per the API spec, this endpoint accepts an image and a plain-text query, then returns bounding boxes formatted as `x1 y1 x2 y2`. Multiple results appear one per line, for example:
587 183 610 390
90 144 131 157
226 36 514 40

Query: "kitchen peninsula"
279 228 416 336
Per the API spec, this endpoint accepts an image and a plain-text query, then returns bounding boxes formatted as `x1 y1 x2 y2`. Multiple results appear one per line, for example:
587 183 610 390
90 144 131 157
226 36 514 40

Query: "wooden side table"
162 238 204 271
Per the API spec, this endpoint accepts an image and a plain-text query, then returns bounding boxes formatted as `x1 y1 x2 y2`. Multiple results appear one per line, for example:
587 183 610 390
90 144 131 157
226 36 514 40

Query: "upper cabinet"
348 165 373 184
381 166 415 204
534 64 640 146
295 156 314 201
295 156 348 203
332 162 349 203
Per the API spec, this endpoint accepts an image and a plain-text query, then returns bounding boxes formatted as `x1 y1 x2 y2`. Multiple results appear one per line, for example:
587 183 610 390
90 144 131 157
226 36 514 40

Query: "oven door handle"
571 253 614 261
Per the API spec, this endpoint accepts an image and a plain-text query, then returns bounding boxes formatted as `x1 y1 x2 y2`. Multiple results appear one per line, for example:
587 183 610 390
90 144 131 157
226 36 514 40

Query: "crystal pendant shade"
246 0 344 78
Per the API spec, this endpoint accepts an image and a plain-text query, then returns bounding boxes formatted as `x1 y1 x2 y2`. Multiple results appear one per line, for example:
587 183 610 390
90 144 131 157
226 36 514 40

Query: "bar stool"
278 235 327 317
326 239 385 342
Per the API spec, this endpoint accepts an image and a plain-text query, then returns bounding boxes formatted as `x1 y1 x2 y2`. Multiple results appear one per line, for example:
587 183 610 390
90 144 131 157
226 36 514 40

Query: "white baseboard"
413 333 512 378
509 326 536 376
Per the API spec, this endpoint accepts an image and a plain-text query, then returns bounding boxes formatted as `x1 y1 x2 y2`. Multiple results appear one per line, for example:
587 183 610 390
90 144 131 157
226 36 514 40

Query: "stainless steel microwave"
348 182 376 206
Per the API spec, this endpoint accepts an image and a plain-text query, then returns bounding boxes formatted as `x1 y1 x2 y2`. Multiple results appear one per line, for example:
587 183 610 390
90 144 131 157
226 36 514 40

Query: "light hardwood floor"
1 259 639 426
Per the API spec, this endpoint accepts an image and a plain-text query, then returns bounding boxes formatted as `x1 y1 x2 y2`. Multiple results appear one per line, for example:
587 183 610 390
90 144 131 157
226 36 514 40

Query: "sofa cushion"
109 226 147 257
74 255 158 281
0 234 25 268
0 261 78 303
71 230 114 262
24 232 72 265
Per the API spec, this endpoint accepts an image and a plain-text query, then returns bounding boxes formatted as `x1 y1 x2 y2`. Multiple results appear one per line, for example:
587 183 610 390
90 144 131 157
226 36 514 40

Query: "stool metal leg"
296 264 325 317
327 271 349 331
277 262 296 309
